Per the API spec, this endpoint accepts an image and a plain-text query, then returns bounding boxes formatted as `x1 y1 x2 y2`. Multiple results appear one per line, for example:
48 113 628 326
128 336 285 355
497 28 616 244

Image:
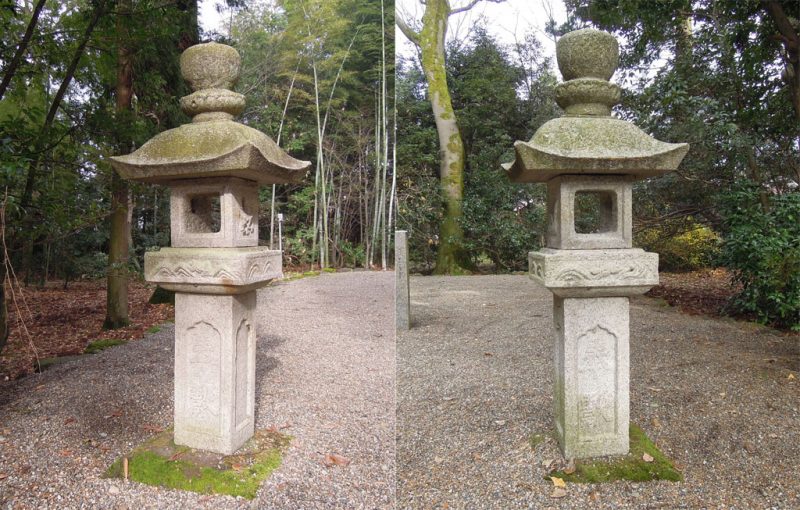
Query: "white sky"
199 1 226 35
201 1 570 75
396 0 568 73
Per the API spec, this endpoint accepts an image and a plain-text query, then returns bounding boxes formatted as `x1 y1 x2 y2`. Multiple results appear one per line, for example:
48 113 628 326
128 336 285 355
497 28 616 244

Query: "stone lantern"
110 43 310 455
504 29 688 459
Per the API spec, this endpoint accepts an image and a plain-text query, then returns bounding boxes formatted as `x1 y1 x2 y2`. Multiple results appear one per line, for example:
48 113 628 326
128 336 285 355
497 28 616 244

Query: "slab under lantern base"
173 291 257 455
553 295 630 459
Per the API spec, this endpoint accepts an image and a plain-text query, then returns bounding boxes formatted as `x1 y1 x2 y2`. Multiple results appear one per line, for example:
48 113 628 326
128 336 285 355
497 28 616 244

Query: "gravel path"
397 275 799 509
0 271 394 509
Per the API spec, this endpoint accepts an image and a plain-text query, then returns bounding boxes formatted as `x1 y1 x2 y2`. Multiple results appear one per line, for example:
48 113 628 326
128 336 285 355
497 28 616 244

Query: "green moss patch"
105 429 290 499
548 424 682 483
84 339 127 354
146 325 162 334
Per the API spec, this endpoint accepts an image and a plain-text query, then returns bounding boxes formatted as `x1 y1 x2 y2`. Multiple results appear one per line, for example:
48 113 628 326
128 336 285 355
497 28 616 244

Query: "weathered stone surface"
554 296 630 458
502 27 688 183
174 291 256 455
112 41 298 456
396 230 410 330
180 42 241 92
144 247 281 294
109 42 310 185
529 248 658 297
169 177 259 248
110 121 309 185
503 27 688 460
546 175 632 249
557 28 619 82
504 117 689 182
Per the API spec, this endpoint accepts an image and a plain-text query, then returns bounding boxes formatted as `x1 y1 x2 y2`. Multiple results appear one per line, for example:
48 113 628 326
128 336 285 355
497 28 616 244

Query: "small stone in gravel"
494 420 506 426
551 487 567 498
108 485 120 495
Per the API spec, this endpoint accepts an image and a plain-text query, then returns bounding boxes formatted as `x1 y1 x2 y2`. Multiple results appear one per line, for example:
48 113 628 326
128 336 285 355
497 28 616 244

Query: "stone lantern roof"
503 28 689 182
110 42 310 185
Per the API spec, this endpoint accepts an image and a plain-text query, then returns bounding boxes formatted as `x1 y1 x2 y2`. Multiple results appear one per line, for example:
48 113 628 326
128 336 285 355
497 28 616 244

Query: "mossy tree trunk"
0 261 7 355
398 0 497 274
763 1 800 184
104 0 132 330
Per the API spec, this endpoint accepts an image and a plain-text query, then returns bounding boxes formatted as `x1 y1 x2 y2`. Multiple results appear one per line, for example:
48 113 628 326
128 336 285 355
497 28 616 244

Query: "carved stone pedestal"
504 28 688 459
554 296 629 458
110 42 310 455
174 292 256 454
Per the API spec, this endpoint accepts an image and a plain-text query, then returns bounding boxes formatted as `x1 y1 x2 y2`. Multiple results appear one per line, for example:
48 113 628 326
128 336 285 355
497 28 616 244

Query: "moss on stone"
548 424 682 483
85 339 127 354
105 429 290 499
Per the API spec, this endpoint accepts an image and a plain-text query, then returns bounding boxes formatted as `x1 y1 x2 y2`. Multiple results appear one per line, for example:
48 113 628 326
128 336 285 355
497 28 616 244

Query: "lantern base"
173 291 257 455
553 295 630 459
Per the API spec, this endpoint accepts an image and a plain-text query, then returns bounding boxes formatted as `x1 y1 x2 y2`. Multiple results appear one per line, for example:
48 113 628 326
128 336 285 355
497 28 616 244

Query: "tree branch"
396 15 420 46
449 0 504 16
0 0 47 102
449 0 482 15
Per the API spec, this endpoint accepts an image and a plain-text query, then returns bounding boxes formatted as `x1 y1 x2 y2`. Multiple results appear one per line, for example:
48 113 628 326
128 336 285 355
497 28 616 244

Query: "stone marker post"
110 43 310 455
504 29 689 459
395 230 410 330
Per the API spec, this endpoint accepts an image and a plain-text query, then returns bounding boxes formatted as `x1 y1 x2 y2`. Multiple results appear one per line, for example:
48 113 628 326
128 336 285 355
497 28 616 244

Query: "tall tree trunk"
763 1 800 121
763 1 800 183
0 0 47 101
104 0 132 330
398 0 469 274
176 0 199 50
0 262 7 355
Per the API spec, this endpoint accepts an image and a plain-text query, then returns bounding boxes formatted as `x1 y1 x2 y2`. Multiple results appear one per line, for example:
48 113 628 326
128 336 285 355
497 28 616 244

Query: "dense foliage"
0 0 393 352
718 183 799 330
398 28 559 272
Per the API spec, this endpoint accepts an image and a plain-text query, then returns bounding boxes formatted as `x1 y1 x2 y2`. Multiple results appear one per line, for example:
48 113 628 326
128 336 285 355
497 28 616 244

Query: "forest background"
0 0 395 361
396 0 799 330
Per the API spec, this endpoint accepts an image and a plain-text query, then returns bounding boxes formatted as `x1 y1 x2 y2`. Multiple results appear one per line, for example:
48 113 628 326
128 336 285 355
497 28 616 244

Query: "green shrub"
338 240 365 268
635 221 720 272
718 184 799 330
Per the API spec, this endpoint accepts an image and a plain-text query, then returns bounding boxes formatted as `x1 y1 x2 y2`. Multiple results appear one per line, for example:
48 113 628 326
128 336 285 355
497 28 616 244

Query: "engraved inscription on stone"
234 319 252 429
186 320 221 433
576 325 617 439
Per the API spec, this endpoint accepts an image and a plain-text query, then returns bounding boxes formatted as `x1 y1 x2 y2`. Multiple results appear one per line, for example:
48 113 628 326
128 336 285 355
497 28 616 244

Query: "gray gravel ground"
0 271 394 509
397 275 799 509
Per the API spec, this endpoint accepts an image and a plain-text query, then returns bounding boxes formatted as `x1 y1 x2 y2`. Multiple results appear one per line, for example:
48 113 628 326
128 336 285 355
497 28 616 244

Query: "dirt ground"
1 279 172 380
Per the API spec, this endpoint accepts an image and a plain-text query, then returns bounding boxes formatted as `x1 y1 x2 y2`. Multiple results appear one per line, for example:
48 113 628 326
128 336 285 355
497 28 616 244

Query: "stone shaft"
553 296 630 458
395 230 410 330
174 292 256 455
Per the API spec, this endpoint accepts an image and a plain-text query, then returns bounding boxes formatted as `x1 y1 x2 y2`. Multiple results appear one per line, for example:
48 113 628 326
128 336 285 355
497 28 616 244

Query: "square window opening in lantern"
574 190 617 235
186 193 222 233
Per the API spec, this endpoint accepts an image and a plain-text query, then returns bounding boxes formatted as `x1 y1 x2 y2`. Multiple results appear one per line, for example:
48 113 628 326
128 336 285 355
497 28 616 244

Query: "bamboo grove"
0 0 395 351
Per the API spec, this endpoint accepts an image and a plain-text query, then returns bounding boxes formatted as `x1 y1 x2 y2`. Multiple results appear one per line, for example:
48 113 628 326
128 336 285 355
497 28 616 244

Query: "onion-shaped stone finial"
179 42 246 122
555 28 621 116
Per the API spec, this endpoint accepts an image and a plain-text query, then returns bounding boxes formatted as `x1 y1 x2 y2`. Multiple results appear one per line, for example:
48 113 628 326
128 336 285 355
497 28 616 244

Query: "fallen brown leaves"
1 279 173 380
322 453 351 467
646 268 740 319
